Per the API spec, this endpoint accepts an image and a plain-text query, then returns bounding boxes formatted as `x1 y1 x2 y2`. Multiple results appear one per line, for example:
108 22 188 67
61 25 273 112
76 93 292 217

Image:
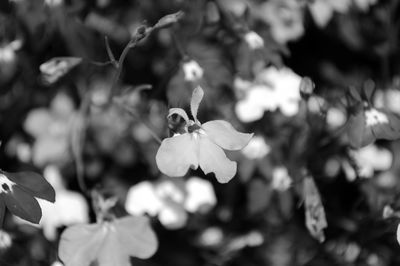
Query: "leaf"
59 216 158 266
5 171 55 203
202 120 253 151
303 177 327 242
3 185 42 224
154 11 184 29
40 57 82 84
347 107 400 148
190 86 204 122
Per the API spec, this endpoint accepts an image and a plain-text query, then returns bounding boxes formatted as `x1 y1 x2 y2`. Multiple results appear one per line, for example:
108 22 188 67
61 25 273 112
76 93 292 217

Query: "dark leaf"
6 171 55 203
3 185 42 224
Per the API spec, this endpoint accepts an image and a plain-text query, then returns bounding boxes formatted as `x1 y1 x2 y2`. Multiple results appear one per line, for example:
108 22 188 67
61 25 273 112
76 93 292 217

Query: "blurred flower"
24 92 76 166
0 230 12 250
241 135 270 159
271 167 292 191
374 89 400 115
51 261 64 266
125 177 216 229
45 0 63 7
235 67 302 122
182 60 204 81
351 144 392 178
15 165 89 240
0 39 22 82
243 31 264 50
353 0 378 11
156 87 253 183
257 0 304 44
326 107 347 129
308 0 351 28
198 226 224 247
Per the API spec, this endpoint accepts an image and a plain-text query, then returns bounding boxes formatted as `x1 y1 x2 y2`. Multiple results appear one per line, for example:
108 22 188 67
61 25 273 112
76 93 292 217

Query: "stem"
107 28 152 104
116 102 162 144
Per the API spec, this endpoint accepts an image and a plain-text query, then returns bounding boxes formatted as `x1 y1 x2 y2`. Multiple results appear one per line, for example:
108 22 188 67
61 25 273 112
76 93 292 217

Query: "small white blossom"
365 108 389 126
182 60 204 81
241 135 270 159
271 167 292 191
351 144 392 178
0 230 12 250
243 31 264 50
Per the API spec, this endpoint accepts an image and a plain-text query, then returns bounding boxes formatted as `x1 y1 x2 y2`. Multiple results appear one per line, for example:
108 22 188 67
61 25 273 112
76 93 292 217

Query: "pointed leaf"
167 108 189 125
156 134 199 177
202 120 253 151
4 186 42 224
190 86 204 121
198 136 237 183
154 11 184 29
303 177 327 242
5 171 55 203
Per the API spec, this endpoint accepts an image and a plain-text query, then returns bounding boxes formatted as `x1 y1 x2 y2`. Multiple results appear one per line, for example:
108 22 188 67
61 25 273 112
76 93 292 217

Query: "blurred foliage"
1 0 400 265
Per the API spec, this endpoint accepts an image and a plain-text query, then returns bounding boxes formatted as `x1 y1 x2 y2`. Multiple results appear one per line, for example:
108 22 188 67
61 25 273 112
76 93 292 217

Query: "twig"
105 36 118 68
115 100 162 144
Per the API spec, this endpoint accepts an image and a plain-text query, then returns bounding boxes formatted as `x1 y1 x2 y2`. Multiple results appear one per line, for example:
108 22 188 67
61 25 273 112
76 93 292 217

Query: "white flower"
365 108 389 126
243 31 264 50
257 0 304 44
241 135 270 159
185 177 217 213
0 230 12 250
308 0 351 28
125 177 217 229
351 144 393 178
353 0 378 11
326 107 346 128
374 89 400 114
235 67 302 122
182 60 204 81
271 167 292 191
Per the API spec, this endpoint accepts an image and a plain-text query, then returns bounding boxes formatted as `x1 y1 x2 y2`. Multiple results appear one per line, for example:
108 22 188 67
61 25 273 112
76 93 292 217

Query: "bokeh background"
1 0 400 265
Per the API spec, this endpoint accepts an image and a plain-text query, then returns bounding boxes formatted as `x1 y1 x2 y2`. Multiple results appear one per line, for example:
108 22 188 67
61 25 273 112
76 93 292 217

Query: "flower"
156 87 253 183
256 0 304 44
24 92 77 166
0 170 55 224
125 177 216 229
271 167 292 191
351 144 393 178
308 0 351 28
182 60 204 81
235 67 302 122
243 31 264 50
241 135 270 160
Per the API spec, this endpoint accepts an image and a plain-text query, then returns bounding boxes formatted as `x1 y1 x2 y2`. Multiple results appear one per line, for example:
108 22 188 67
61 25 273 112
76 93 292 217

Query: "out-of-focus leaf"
247 179 273 214
59 216 158 266
303 177 327 242
40 57 82 84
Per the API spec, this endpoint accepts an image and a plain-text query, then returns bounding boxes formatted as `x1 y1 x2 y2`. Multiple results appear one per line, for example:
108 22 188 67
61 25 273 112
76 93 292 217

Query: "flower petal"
190 86 204 121
4 185 42 224
156 134 199 177
168 108 189 124
202 120 253 150
5 171 55 203
198 136 237 183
